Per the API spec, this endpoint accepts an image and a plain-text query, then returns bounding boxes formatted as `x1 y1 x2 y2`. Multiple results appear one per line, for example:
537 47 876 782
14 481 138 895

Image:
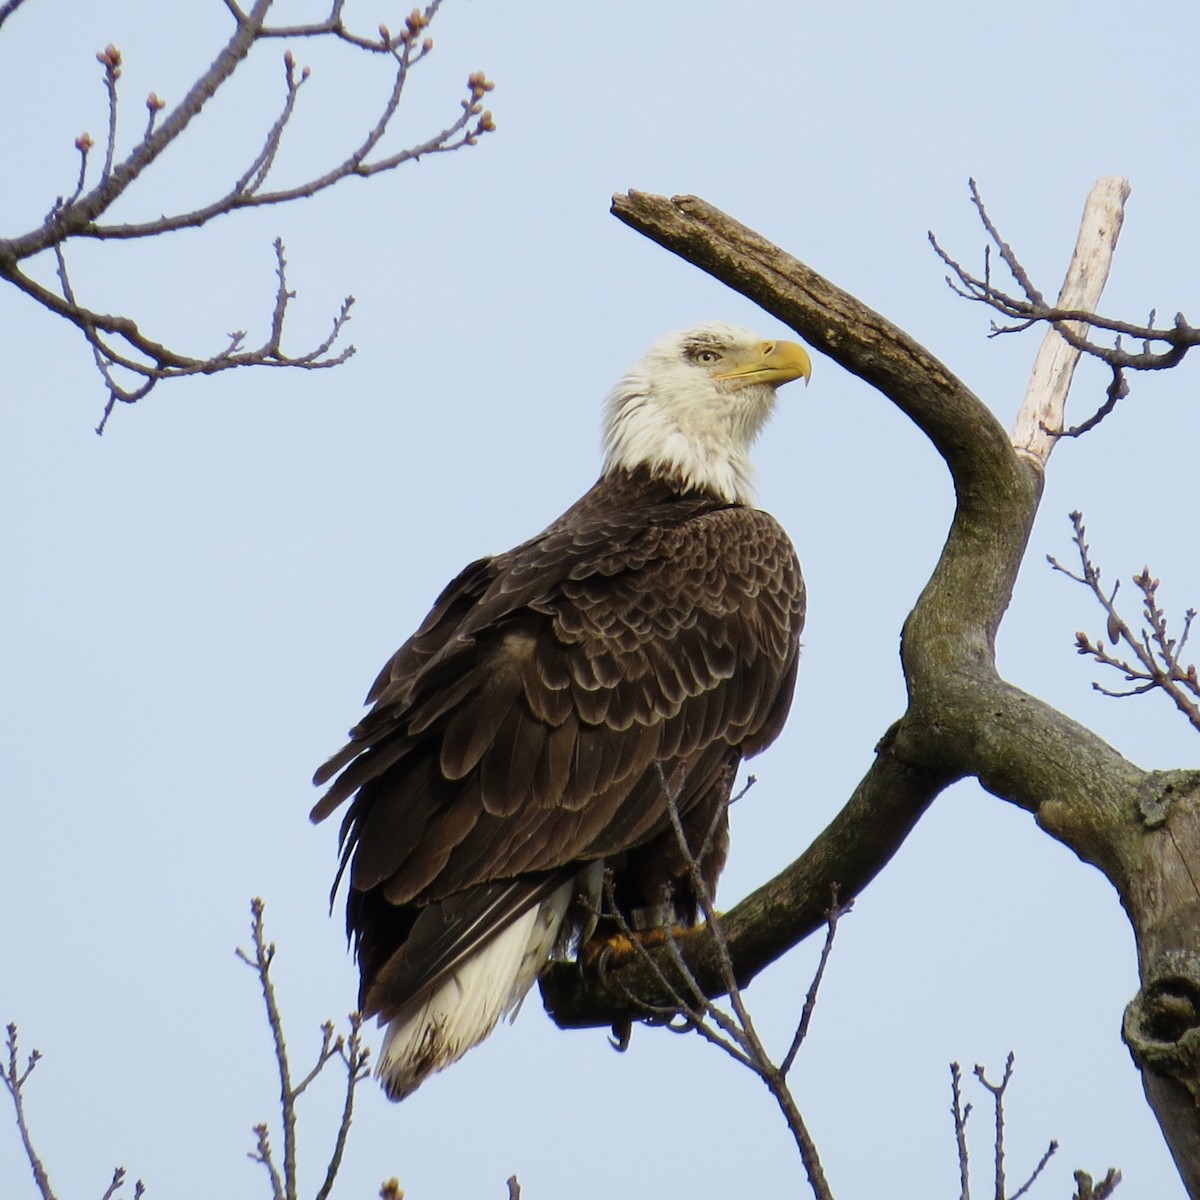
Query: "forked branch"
932 179 1195 442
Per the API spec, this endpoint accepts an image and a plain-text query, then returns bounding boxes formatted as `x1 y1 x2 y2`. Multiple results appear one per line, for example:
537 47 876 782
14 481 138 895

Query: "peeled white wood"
1011 175 1131 467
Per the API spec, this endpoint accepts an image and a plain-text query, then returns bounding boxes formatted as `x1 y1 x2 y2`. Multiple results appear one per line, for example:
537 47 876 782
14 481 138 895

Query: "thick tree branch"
538 189 1200 1197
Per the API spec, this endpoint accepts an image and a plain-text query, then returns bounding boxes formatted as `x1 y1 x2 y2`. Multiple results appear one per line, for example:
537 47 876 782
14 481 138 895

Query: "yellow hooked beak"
714 339 812 389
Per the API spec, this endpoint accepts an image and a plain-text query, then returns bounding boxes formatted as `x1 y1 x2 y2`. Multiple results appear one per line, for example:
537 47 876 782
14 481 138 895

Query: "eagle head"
602 321 812 504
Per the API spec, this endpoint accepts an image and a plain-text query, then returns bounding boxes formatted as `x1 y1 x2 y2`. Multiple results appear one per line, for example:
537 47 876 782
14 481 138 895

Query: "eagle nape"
311 322 810 1100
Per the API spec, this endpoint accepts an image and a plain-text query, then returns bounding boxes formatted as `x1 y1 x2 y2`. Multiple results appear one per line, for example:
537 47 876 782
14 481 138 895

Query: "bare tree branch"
1056 365 1129 440
0 0 496 428
951 1063 974 1200
237 898 372 1200
2 1024 56 1200
974 1053 1017 1200
314 1013 370 1200
778 886 849 1078
1049 512 1200 732
1007 1143 1059 1200
929 180 1195 439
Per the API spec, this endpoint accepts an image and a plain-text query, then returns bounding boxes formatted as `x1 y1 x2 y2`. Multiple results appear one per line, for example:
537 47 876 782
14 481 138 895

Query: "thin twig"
313 1013 371 1200
96 44 122 181
2 1025 56 1200
247 1122 285 1200
973 1052 1015 1200
238 898 296 1200
67 136 92 205
1057 365 1128 439
950 1063 972 1200
1008 1139 1058 1200
779 885 851 1077
237 898 373 1200
291 1021 339 1099
143 92 166 142
235 51 311 198
98 1168 130 1200
968 178 1046 308
1049 512 1200 731
656 767 749 1025
52 240 160 432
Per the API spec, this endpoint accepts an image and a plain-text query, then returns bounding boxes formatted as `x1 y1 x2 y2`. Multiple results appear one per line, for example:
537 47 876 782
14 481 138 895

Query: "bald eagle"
312 322 810 1099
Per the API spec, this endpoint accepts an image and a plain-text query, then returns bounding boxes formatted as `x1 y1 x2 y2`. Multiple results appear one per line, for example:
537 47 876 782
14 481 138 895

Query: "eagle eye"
693 348 721 365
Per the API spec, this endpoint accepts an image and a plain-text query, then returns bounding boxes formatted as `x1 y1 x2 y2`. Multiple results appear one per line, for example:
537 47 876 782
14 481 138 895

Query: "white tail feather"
376 883 573 1100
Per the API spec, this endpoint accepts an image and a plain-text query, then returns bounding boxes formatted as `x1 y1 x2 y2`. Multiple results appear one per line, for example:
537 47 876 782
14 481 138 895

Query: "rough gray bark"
538 190 1200 1197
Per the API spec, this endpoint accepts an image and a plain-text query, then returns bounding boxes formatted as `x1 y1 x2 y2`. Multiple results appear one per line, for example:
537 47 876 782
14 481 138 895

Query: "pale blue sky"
3 2 1198 1197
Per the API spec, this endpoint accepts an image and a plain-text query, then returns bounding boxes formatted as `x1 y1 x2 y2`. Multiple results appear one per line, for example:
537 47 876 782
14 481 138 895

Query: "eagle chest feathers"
312 323 811 1099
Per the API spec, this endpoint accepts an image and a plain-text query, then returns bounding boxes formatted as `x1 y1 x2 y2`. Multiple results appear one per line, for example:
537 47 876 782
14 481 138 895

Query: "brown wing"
312 485 804 1014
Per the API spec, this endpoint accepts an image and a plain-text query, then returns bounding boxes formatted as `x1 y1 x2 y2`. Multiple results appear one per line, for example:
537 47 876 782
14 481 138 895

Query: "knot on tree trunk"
1124 952 1200 1098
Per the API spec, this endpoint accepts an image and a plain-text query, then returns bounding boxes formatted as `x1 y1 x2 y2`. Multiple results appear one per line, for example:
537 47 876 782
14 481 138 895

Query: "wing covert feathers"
312 468 805 1096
